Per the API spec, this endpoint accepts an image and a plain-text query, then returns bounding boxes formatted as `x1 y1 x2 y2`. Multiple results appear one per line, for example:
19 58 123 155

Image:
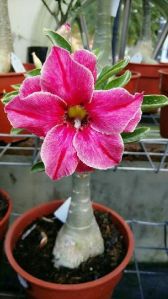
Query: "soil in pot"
13 210 126 284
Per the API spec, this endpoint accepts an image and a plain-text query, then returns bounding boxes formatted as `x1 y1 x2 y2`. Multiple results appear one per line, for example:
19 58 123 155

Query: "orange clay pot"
124 71 141 93
159 69 168 138
0 189 12 241
126 62 168 94
0 63 34 143
5 200 134 299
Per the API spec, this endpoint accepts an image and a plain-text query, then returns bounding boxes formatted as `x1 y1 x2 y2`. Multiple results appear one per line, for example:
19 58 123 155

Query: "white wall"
8 0 56 62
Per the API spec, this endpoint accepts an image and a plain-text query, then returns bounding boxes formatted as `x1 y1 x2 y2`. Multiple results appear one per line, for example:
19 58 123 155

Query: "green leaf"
95 58 130 89
122 127 150 143
25 68 41 78
44 28 72 52
1 90 19 105
142 95 168 112
10 128 24 135
11 84 21 90
31 161 45 173
105 70 131 89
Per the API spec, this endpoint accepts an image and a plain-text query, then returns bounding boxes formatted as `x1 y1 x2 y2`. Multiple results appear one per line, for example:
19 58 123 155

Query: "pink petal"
76 160 93 173
124 108 142 132
41 124 78 180
41 46 94 106
20 76 41 99
73 126 123 169
72 49 97 82
5 93 65 137
86 89 143 134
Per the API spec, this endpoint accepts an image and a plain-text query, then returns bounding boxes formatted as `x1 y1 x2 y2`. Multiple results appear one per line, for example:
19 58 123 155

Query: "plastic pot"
0 189 12 241
124 71 141 93
126 62 168 94
5 200 134 299
0 63 34 143
159 69 168 138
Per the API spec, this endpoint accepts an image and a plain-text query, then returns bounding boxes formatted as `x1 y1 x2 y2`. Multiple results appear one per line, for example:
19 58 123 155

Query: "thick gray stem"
52 172 104 269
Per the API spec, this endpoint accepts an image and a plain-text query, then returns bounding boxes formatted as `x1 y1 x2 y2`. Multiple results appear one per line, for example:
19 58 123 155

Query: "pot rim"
158 68 168 75
5 200 134 290
0 63 34 78
0 189 12 228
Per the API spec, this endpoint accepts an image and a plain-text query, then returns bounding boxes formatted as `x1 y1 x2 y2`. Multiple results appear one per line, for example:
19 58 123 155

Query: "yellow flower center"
68 105 87 120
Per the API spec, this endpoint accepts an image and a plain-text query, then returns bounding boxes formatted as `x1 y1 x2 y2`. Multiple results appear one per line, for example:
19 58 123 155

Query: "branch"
41 0 58 21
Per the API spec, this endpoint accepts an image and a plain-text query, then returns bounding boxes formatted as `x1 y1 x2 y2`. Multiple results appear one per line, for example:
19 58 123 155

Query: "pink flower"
5 47 143 180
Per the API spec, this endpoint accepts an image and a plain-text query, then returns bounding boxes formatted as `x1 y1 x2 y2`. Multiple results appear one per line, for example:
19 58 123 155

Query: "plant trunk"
92 0 112 70
129 0 156 63
141 0 151 41
52 172 104 269
0 0 13 73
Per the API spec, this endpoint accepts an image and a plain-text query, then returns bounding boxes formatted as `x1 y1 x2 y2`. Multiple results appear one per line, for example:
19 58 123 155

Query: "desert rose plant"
3 29 168 269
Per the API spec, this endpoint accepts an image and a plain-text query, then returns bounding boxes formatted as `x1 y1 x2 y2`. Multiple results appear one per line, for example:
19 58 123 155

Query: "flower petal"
76 160 93 173
41 46 94 105
124 108 142 132
73 126 123 169
5 93 65 137
41 124 78 180
20 76 41 99
72 49 97 82
86 89 143 134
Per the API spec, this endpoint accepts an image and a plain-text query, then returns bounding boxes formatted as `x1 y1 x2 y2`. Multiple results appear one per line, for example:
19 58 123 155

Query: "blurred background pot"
0 63 34 143
126 62 168 94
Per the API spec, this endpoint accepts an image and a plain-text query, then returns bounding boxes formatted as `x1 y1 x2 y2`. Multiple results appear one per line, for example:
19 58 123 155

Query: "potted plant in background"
3 29 168 299
126 0 168 95
0 0 34 143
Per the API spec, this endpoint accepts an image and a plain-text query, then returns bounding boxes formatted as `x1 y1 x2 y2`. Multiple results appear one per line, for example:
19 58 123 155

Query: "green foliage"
122 127 150 143
25 68 41 78
105 70 131 89
44 29 72 52
10 128 24 135
142 95 168 112
1 90 18 105
11 84 21 90
31 161 45 173
95 58 130 89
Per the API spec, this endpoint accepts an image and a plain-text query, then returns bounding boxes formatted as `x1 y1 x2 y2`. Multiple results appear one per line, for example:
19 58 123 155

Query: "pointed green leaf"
31 161 45 173
25 68 41 78
122 127 150 143
44 28 72 52
142 95 168 112
95 58 130 89
1 90 19 105
11 84 21 90
10 128 24 135
105 70 131 89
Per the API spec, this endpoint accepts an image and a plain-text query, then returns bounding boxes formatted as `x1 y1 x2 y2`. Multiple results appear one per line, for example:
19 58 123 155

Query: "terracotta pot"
159 69 168 138
124 71 141 93
126 62 168 94
0 63 34 143
0 189 12 241
5 200 134 299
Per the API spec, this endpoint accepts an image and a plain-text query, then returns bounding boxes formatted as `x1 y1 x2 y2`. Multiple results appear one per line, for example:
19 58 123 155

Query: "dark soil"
0 194 8 220
14 210 126 284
